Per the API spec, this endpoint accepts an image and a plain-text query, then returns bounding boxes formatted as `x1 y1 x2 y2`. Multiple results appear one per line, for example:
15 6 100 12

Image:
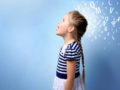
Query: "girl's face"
56 14 71 37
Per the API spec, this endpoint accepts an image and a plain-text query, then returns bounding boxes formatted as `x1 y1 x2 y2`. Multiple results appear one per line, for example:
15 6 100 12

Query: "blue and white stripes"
56 41 81 79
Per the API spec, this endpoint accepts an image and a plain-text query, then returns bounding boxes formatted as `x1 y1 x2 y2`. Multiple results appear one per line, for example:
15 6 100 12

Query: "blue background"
0 0 120 90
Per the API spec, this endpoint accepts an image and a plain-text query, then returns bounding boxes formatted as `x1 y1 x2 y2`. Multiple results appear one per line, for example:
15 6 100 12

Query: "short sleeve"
64 47 78 61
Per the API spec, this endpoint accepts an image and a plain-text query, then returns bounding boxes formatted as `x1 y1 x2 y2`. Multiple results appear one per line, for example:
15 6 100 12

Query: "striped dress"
53 40 84 90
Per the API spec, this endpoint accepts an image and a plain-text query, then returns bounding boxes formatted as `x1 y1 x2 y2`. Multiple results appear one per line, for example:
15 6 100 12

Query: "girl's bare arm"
64 60 76 90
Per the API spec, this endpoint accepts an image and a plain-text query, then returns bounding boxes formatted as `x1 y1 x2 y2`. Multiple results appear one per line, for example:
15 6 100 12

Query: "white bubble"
110 7 114 14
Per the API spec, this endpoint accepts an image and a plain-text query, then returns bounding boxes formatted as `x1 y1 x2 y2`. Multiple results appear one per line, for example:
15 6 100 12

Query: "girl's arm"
64 60 76 90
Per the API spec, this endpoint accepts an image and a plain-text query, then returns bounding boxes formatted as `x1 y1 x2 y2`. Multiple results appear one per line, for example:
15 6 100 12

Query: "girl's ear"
68 26 75 33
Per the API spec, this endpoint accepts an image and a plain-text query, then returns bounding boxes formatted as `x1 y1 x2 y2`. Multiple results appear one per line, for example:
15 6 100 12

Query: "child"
53 10 88 90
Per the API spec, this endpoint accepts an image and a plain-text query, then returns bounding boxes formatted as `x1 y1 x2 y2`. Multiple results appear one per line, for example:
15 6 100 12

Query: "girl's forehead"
64 14 71 20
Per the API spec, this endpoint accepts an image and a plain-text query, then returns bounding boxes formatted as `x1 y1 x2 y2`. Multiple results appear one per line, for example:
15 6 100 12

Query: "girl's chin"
56 32 61 36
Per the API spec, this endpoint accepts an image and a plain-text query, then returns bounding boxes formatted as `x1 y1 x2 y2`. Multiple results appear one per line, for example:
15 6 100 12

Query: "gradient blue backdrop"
0 0 120 90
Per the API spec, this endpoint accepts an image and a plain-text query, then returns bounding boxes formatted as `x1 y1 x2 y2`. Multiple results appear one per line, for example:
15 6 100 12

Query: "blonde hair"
68 10 88 88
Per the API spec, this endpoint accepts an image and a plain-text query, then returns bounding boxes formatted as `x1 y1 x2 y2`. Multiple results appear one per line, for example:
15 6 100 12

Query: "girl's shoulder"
61 40 80 55
66 41 79 50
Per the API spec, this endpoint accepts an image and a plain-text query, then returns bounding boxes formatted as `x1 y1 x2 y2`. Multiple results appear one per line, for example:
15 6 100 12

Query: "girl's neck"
62 34 77 48
62 39 77 48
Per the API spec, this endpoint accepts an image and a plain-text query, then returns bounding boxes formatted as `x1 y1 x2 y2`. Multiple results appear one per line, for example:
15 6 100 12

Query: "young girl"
53 10 88 90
